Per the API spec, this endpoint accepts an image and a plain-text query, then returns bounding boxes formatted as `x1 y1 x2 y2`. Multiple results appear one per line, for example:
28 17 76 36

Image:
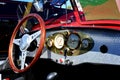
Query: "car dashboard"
28 27 120 66
0 0 120 79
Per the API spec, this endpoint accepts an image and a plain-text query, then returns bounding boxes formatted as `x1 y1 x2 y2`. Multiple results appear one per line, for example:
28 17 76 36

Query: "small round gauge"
47 39 53 48
67 33 80 49
54 34 64 49
82 39 90 49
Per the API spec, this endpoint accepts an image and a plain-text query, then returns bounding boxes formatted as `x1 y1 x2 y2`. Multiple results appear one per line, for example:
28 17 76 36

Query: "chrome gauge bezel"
67 33 81 49
54 34 65 49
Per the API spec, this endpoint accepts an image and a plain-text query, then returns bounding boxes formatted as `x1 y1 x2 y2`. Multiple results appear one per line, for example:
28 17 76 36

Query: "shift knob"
46 72 58 80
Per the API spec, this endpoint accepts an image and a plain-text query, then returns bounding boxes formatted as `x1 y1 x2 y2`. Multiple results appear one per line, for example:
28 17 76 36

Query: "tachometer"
67 33 80 49
54 34 64 49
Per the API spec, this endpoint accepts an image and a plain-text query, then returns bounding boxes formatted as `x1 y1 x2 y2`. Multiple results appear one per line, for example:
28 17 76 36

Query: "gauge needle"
58 39 62 45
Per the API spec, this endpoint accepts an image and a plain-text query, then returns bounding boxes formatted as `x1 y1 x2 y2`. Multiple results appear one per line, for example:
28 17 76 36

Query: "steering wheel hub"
20 34 31 51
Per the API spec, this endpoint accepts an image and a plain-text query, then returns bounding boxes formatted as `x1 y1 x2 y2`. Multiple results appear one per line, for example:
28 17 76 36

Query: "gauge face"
67 33 80 49
82 38 93 49
82 39 89 49
54 34 64 49
47 39 53 48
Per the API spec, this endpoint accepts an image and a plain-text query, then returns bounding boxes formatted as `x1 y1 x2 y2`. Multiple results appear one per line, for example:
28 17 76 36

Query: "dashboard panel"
45 30 94 56
31 28 120 66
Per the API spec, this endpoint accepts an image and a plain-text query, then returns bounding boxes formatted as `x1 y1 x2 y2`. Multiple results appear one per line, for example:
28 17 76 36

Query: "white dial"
54 34 64 49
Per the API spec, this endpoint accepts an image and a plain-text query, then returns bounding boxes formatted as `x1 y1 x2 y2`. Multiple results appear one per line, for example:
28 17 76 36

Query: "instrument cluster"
46 30 94 56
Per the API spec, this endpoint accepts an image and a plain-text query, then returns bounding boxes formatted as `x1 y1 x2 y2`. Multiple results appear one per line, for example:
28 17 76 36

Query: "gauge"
67 33 80 49
54 34 64 49
82 39 90 49
47 39 53 48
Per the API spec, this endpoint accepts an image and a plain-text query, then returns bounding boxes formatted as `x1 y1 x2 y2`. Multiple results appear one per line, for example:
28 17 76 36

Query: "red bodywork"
33 0 120 31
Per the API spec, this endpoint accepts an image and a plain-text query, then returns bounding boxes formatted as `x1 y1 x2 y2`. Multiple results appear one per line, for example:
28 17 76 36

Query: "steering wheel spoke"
13 38 21 46
29 30 41 43
8 13 46 73
19 51 28 69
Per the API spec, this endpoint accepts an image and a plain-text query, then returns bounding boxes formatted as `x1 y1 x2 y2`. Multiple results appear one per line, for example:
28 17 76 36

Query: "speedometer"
54 34 64 49
67 33 80 49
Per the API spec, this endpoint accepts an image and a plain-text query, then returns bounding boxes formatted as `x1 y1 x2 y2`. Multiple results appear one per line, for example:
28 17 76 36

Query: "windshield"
17 0 73 20
77 0 120 20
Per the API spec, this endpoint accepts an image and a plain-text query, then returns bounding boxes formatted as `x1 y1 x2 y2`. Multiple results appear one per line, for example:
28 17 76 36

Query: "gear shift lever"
46 72 58 80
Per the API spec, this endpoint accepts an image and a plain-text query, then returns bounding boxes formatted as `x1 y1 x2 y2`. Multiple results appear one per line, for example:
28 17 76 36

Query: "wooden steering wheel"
8 13 46 73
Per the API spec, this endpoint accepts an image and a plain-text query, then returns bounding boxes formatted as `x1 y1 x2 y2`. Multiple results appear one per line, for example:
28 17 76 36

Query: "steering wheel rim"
8 13 46 73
